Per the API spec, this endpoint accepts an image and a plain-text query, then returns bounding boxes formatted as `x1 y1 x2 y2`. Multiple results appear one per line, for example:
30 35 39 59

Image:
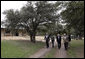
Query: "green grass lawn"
1 39 84 58
67 39 84 58
1 40 45 58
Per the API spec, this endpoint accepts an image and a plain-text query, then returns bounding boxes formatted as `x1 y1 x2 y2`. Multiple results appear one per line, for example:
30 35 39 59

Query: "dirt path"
55 42 68 58
29 46 51 58
29 40 68 58
29 41 54 58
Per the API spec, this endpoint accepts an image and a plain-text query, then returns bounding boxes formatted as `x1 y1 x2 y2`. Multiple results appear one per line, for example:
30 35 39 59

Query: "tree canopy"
61 1 84 36
2 1 62 43
2 1 84 42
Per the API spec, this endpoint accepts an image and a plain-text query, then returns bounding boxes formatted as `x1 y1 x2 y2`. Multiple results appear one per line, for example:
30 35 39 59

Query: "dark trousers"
51 39 54 48
46 39 49 48
64 42 68 50
57 42 61 49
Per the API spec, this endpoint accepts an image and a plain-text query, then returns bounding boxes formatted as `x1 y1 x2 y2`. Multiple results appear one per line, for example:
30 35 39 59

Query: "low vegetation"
1 40 45 58
67 40 84 58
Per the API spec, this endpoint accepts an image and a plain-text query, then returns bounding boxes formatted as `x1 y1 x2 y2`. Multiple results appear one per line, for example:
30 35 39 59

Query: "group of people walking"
44 33 71 50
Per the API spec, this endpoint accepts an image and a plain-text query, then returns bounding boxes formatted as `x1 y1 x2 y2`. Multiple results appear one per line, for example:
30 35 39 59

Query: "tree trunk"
30 35 33 42
27 24 38 43
32 34 36 43
30 32 36 43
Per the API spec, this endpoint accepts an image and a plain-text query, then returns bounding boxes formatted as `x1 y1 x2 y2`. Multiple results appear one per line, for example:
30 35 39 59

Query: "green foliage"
2 1 62 42
61 1 84 35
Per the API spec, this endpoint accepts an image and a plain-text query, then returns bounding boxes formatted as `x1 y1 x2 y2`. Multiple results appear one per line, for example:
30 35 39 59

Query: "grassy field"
1 40 45 58
67 40 84 58
1 39 84 58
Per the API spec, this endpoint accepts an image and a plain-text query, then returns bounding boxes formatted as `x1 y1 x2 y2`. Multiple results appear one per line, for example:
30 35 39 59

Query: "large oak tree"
2 1 62 43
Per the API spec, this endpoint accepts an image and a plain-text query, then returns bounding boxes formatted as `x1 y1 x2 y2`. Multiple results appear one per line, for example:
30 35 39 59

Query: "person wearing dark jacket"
68 34 71 48
56 33 61 49
44 33 50 48
50 35 55 48
68 35 71 42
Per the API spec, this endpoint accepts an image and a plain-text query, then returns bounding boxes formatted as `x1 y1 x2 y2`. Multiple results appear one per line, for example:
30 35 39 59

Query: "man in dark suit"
56 33 61 49
68 34 71 48
50 34 55 48
44 33 51 48
68 34 71 42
